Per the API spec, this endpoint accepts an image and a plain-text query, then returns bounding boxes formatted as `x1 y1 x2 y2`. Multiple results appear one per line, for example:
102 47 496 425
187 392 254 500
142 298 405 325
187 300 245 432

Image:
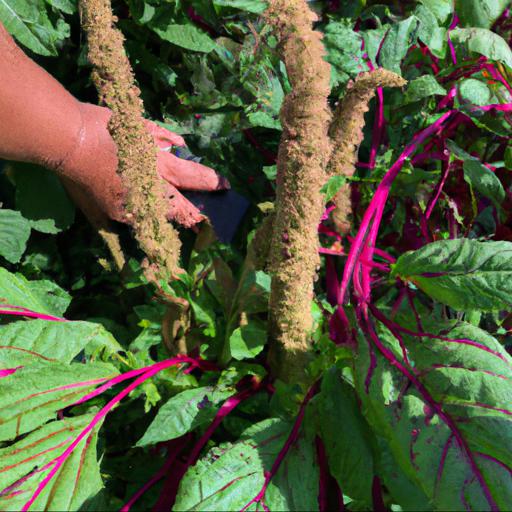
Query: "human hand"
57 103 229 227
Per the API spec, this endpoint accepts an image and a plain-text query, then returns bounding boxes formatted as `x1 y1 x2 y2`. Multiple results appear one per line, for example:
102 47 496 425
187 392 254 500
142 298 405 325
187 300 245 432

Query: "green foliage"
392 239 512 311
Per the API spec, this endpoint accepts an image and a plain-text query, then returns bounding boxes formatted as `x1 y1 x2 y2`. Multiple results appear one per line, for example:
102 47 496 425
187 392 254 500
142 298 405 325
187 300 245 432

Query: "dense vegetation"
0 0 511 510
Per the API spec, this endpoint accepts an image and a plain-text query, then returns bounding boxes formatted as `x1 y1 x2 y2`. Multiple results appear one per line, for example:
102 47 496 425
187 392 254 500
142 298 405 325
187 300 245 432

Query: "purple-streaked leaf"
0 415 102 511
355 314 512 510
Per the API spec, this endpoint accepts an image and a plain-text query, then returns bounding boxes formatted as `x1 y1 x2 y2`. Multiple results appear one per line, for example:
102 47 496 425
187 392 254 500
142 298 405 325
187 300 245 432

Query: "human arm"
0 21 228 225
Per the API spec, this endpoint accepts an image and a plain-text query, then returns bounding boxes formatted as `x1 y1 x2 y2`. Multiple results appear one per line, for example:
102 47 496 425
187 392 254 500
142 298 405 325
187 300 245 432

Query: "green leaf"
505 145 512 169
419 0 453 23
315 368 374 504
463 159 505 206
404 75 446 103
0 319 120 367
136 386 234 447
13 165 75 234
415 4 447 58
392 238 512 311
321 175 347 203
0 0 69 56
212 0 267 14
262 165 277 181
450 28 512 69
459 78 492 106
229 321 267 360
175 418 319 511
446 140 505 206
379 17 419 74
0 268 71 316
46 0 76 14
0 361 117 441
151 24 216 53
0 209 30 264
235 270 271 315
324 23 366 86
0 414 103 511
456 0 510 29
355 320 512 510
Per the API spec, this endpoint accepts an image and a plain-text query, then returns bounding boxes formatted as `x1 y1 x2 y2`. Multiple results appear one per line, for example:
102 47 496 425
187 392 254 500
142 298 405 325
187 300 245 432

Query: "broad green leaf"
392 239 512 311
0 415 103 512
0 268 71 316
459 78 492 106
456 0 510 29
463 159 505 206
314 368 374 504
0 319 121 367
419 0 453 23
174 418 319 511
0 0 69 56
151 24 216 53
137 386 234 446
0 209 30 263
415 5 447 58
229 321 267 360
324 23 366 86
404 75 446 103
0 361 117 441
355 320 512 510
13 165 75 234
446 139 505 205
174 440 264 511
379 17 419 74
450 28 512 69
213 0 267 14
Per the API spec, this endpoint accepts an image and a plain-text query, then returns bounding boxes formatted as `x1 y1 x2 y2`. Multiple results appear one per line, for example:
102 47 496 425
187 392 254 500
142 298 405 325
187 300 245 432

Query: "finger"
144 119 186 148
165 184 206 228
157 151 230 192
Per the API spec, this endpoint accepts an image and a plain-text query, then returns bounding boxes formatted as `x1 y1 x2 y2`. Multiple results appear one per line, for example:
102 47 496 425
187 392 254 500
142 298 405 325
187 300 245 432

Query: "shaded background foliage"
0 0 512 510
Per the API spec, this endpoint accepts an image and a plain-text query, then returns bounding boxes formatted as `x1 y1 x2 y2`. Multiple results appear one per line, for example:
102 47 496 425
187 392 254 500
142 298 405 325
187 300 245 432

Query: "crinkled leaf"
0 414 103 512
0 319 120 367
456 0 510 29
0 209 30 264
0 268 71 316
0 361 117 441
405 75 446 103
392 239 512 311
13 165 75 234
355 320 512 510
151 24 216 53
229 321 267 360
137 386 234 447
450 28 512 69
313 368 374 504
